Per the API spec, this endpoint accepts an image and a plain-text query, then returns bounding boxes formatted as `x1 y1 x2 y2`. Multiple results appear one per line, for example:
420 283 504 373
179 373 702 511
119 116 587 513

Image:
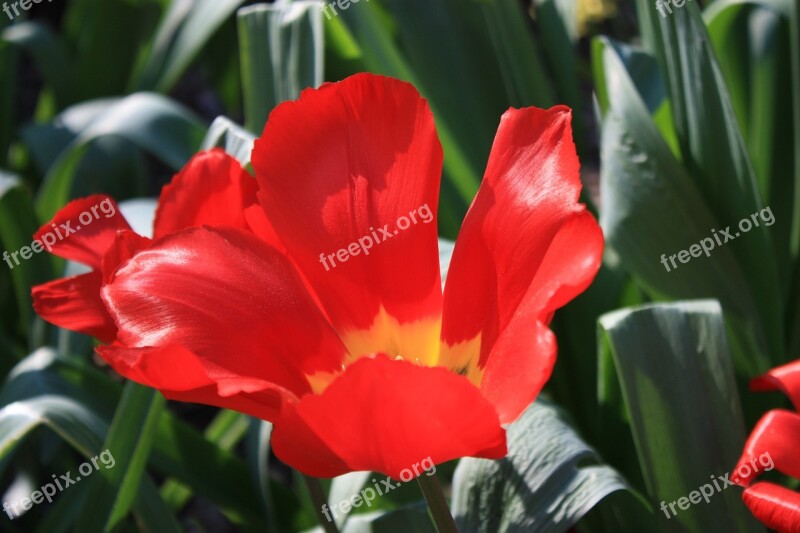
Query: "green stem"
417 473 458 533
302 475 339 533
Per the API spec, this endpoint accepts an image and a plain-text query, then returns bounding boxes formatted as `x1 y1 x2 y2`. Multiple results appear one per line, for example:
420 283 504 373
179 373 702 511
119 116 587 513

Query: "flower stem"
416 472 457 532
302 474 339 533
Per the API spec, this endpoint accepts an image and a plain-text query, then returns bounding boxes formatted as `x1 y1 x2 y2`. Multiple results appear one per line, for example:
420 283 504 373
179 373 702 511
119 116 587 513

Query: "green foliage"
451 399 638 532
598 301 762 532
0 0 795 530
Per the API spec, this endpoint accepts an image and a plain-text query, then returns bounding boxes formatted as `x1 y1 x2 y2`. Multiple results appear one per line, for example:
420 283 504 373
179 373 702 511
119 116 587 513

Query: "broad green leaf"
530 0 584 147
0 22 75 107
76 383 165 531
131 0 248 93
201 116 257 167
594 36 770 376
160 409 249 512
62 0 165 100
0 173 54 341
328 471 374 528
451 399 633 532
129 476 182 533
635 0 784 358
479 0 557 108
598 300 763 532
21 99 117 175
33 480 88 533
246 418 276 529
0 395 107 460
35 93 205 220
151 412 268 526
0 391 179 531
547 263 643 481
238 2 325 132
792 0 800 261
0 15 16 167
1 348 267 527
705 0 796 293
21 99 149 209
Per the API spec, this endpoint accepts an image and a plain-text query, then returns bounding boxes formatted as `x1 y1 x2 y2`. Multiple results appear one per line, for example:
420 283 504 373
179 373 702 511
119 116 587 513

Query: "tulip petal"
102 226 347 398
32 271 116 342
440 106 603 423
252 74 443 364
733 410 800 486
34 195 131 269
751 360 800 411
271 354 507 479
154 149 260 238
97 344 295 422
742 483 800 533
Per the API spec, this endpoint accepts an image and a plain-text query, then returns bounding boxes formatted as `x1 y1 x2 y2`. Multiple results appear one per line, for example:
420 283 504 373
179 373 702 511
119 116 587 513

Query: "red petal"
440 106 603 423
32 271 116 342
101 230 153 284
97 344 296 422
742 483 800 533
252 74 443 360
34 195 131 269
271 354 506 479
153 149 260 238
101 227 347 398
751 359 800 411
733 410 800 486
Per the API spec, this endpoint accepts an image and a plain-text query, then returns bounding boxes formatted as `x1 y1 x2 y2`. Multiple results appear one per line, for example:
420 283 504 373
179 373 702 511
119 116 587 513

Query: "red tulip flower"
734 360 800 533
32 74 603 479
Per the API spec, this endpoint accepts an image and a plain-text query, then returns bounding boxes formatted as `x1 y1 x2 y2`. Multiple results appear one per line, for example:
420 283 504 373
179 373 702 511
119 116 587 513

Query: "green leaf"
132 0 248 93
246 418 276 529
479 0 557 108
35 93 205 220
159 409 249 512
451 399 633 532
598 300 763 532
238 2 325 132
0 172 55 341
151 412 268 527
0 390 178 531
705 0 796 295
0 395 107 460
635 0 784 358
76 383 165 531
62 0 165 100
0 15 17 168
0 22 75 107
593 36 770 376
328 471 374 528
201 116 257 167
1 348 266 527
